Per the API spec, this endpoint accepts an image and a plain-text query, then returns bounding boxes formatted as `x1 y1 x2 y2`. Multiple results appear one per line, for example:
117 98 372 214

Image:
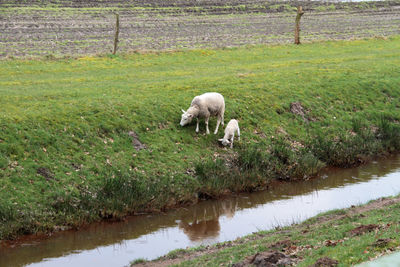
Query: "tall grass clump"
262 138 323 180
0 201 46 239
235 144 274 188
195 158 232 197
97 173 145 217
237 144 268 172
308 115 400 167
0 202 16 239
308 131 374 167
377 116 400 152
195 145 272 197
195 138 325 196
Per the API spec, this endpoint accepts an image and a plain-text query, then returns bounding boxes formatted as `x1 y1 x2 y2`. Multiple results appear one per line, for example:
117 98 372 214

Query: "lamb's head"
218 138 231 146
180 109 194 126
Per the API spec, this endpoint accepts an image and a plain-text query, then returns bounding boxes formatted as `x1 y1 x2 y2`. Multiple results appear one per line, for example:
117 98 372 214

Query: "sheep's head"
180 109 194 126
218 138 231 146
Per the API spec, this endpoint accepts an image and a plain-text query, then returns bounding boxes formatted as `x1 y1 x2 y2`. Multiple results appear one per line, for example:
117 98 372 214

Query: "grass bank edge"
1 37 400 241
2 35 399 62
132 195 400 266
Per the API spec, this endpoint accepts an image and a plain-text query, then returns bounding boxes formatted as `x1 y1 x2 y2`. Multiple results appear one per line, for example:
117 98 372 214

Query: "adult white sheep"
218 119 240 148
180 92 225 134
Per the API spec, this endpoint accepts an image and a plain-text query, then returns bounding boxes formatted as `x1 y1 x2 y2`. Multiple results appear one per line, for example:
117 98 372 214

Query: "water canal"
2 156 400 267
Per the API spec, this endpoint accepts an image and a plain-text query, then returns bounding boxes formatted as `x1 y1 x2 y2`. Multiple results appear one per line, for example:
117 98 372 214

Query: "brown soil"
310 257 338 267
349 224 380 236
128 131 147 151
232 251 296 266
269 239 294 249
133 196 400 267
2 0 398 10
290 102 306 121
1 1 399 58
36 167 55 180
373 238 393 247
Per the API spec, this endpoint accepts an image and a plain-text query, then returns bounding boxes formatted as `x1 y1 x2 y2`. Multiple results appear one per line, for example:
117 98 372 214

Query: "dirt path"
1 1 399 58
135 196 400 266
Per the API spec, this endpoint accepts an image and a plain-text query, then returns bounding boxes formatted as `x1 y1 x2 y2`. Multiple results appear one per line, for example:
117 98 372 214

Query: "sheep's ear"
218 138 223 142
181 109 186 114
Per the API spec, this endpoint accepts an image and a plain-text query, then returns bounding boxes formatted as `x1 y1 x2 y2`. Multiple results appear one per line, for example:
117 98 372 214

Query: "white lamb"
180 92 225 134
218 119 240 148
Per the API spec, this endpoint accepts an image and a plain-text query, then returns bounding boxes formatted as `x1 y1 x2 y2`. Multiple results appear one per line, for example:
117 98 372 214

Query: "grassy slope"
143 196 400 266
1 37 400 240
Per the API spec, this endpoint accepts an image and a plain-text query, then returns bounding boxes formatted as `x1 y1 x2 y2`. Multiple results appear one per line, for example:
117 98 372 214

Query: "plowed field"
1 0 400 58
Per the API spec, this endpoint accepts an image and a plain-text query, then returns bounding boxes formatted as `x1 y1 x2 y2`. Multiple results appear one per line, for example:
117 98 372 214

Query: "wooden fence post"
113 13 120 55
294 6 304 45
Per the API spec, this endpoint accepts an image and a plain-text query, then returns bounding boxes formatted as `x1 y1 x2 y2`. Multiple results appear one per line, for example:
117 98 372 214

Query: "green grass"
1 37 400 240
158 196 400 266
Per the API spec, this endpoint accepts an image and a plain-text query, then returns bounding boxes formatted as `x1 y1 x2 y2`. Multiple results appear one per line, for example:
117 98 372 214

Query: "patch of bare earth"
36 167 55 181
128 131 147 151
349 224 380 236
133 196 400 266
310 257 338 267
232 251 296 266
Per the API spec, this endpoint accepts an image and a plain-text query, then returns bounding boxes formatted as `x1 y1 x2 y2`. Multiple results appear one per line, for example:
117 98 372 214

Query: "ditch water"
2 155 400 267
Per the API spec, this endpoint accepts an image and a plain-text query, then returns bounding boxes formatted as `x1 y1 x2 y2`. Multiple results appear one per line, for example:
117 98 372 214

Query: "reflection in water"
178 199 236 241
1 156 400 267
179 219 220 241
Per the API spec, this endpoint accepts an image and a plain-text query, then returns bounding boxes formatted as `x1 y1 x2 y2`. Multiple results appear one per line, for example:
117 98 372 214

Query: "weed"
377 116 400 152
237 144 264 170
130 258 146 265
97 173 144 216
166 248 187 259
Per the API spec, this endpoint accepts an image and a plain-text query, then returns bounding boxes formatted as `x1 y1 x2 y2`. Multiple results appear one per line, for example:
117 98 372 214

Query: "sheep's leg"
237 127 240 141
195 118 199 133
205 117 210 134
220 106 225 126
214 117 221 134
230 134 234 148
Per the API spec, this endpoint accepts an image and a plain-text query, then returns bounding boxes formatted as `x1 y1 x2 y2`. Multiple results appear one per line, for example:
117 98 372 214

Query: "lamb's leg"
195 118 199 133
205 117 210 134
221 113 224 126
214 117 221 134
230 134 234 148
237 126 240 141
